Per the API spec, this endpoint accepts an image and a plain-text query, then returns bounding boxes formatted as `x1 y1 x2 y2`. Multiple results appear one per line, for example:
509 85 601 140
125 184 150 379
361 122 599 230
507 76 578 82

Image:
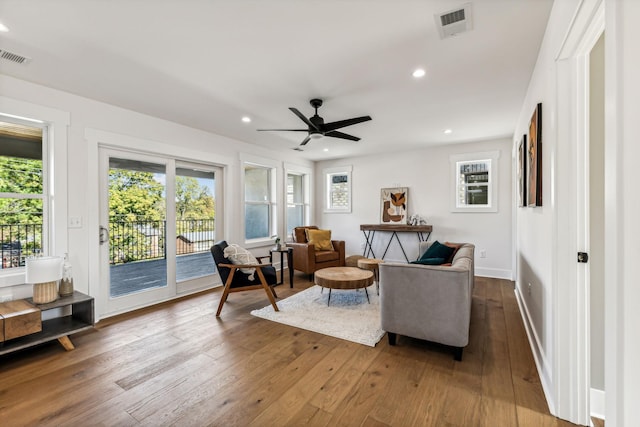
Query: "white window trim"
284 163 312 241
323 165 352 213
0 98 69 288
241 157 278 248
449 150 500 213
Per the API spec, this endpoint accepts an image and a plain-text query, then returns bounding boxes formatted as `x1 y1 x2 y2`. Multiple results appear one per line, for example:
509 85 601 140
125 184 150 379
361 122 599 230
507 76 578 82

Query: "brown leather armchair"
288 226 345 280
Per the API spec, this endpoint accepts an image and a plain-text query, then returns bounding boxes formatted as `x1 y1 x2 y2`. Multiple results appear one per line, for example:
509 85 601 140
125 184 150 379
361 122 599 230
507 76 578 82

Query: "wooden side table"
269 247 294 288
357 258 384 294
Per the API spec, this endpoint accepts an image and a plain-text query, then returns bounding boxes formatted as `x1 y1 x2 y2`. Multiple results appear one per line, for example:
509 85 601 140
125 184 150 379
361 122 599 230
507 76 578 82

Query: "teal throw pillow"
411 258 446 265
420 240 455 261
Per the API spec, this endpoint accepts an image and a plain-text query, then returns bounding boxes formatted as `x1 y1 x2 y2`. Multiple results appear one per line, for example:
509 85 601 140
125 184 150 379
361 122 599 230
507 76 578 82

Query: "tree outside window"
450 151 499 213
324 166 352 213
0 119 46 269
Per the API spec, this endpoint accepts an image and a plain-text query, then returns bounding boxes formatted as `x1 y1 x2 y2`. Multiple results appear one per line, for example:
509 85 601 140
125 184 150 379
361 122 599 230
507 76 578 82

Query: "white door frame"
553 0 604 423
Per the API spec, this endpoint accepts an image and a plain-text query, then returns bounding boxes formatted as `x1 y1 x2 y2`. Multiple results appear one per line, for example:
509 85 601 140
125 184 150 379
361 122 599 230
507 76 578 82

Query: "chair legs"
216 267 279 317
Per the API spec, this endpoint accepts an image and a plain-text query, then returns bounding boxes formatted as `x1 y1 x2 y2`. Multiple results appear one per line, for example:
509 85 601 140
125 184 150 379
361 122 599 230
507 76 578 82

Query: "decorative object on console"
59 253 74 297
527 103 542 207
26 256 64 304
380 187 408 224
408 214 427 226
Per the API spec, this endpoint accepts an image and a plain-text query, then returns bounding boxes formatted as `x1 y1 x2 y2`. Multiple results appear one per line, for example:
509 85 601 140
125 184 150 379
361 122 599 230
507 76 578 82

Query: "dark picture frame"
518 134 527 207
527 103 542 207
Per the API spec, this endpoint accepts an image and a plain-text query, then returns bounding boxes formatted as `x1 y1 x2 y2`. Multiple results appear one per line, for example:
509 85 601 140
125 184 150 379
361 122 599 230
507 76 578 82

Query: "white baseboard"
514 287 555 415
590 388 605 422
475 267 512 280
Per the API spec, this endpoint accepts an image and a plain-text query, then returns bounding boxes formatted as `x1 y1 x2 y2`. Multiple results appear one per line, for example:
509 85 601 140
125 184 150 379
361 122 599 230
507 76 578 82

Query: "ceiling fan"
257 99 372 148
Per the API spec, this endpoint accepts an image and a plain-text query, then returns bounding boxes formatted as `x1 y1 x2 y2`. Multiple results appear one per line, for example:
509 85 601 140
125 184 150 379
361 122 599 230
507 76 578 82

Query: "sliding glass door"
99 149 221 315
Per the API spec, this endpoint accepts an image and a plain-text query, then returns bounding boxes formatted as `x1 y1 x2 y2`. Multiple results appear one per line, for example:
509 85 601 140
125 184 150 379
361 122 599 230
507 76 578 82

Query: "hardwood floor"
0 274 582 426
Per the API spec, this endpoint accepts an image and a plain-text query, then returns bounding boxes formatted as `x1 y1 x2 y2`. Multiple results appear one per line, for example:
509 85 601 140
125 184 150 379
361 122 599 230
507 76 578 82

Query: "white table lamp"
26 256 64 304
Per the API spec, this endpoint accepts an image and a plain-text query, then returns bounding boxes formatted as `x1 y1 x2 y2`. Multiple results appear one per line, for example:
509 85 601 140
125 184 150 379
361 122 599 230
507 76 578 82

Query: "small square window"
450 151 499 213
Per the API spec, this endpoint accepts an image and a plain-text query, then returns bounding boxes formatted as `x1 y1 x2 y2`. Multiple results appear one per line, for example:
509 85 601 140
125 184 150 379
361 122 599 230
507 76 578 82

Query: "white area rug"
251 284 385 347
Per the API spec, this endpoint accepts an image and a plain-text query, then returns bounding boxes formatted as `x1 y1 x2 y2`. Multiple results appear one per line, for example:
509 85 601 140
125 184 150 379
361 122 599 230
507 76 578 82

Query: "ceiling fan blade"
300 135 312 146
257 129 308 132
323 115 372 132
325 130 360 141
289 107 319 131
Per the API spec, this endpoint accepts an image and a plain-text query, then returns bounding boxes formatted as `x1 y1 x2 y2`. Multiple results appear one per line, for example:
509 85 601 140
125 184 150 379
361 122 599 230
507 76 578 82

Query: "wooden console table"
360 224 433 262
0 291 94 356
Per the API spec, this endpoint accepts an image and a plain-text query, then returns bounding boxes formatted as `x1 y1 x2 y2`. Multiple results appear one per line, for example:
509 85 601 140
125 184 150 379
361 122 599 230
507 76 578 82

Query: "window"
244 163 276 241
450 151 499 212
0 118 47 270
324 166 352 213
286 172 309 236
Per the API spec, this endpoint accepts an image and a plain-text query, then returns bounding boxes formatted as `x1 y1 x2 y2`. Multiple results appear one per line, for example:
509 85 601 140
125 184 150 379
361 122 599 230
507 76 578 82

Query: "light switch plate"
68 216 82 228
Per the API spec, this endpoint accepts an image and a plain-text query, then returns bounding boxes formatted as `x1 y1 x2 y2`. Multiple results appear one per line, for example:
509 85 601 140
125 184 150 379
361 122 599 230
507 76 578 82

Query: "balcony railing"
0 219 215 269
0 223 43 269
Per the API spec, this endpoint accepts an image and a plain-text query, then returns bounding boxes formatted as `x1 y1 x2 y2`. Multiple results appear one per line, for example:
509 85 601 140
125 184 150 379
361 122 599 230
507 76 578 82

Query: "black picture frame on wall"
518 134 527 207
527 103 543 207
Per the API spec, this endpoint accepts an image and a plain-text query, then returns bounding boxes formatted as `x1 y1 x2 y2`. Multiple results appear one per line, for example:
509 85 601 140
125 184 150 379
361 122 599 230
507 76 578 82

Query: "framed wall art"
518 134 527 207
380 187 408 224
527 103 542 207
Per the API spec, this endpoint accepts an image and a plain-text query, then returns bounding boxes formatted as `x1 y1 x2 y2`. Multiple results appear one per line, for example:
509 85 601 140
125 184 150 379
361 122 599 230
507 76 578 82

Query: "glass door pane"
175 166 216 283
108 157 167 298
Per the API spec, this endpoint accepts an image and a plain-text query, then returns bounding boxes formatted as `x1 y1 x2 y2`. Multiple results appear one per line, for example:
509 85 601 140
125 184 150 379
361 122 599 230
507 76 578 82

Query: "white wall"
0 75 313 317
315 138 513 279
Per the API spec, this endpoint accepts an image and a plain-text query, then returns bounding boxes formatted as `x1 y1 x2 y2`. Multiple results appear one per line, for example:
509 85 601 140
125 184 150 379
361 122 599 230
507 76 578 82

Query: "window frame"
284 164 311 239
0 98 69 287
449 151 500 213
242 160 277 246
323 165 352 213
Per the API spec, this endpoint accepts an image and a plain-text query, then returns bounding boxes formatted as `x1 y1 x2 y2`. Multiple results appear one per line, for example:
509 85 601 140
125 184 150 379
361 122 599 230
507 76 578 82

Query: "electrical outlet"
480 249 487 258
528 283 532 295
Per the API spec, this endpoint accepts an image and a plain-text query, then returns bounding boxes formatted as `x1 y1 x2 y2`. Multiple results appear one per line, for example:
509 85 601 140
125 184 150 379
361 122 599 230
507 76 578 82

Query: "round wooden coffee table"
357 258 384 294
314 267 374 306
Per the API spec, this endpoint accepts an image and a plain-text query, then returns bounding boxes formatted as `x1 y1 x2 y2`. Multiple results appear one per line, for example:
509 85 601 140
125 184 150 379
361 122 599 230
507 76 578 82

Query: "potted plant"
273 236 281 250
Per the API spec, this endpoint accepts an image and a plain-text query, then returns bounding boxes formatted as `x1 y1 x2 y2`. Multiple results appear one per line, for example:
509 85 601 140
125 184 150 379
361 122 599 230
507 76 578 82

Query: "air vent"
0 49 31 65
435 3 473 39
293 147 304 152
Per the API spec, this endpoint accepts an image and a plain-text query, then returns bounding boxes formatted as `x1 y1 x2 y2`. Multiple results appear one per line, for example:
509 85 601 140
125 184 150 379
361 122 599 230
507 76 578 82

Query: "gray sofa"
379 242 475 360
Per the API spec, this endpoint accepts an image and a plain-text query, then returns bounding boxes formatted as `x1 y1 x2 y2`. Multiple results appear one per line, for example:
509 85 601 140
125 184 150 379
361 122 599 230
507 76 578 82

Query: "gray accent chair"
379 242 475 361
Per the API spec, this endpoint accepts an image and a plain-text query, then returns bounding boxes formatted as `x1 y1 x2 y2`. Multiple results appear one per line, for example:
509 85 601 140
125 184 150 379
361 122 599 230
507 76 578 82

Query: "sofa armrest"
331 240 346 265
288 242 316 270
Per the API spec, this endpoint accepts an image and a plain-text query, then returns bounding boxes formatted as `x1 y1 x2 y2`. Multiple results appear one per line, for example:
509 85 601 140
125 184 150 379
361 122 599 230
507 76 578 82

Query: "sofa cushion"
293 226 318 243
420 240 455 261
315 250 339 263
444 242 463 263
306 229 334 251
410 257 446 265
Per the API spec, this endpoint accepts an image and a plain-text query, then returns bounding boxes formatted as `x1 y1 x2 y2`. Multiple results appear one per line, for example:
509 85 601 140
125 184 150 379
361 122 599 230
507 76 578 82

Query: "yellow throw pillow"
305 229 334 251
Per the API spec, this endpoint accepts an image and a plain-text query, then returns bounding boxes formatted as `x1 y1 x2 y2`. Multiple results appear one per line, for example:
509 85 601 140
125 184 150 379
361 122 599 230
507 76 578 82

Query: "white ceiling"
0 0 553 161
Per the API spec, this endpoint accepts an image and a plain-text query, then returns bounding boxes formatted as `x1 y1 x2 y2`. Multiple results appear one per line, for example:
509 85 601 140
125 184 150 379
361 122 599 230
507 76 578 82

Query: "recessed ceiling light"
241 116 251 123
444 129 453 134
412 68 426 78
0 23 9 32
323 148 329 152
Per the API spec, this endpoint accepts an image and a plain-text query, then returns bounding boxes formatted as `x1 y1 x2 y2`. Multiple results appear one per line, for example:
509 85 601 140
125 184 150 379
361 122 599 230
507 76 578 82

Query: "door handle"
99 226 109 245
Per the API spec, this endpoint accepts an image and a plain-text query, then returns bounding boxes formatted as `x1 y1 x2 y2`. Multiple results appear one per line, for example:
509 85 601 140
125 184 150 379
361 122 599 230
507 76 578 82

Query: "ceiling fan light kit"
258 98 372 147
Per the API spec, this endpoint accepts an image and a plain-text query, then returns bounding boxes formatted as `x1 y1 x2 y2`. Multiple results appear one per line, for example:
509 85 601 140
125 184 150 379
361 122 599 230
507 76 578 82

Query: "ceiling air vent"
435 3 473 39
0 49 31 65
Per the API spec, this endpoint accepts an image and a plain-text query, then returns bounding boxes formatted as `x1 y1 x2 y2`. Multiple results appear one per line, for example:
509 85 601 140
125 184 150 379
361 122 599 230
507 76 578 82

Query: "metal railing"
1 219 215 269
109 218 215 265
0 223 43 269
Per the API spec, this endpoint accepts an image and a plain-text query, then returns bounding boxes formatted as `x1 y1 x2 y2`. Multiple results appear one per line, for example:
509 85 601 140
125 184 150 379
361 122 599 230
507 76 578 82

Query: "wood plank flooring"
0 274 583 426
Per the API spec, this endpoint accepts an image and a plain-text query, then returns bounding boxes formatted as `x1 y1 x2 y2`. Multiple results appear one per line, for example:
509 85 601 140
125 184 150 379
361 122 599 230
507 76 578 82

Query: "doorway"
99 148 221 315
